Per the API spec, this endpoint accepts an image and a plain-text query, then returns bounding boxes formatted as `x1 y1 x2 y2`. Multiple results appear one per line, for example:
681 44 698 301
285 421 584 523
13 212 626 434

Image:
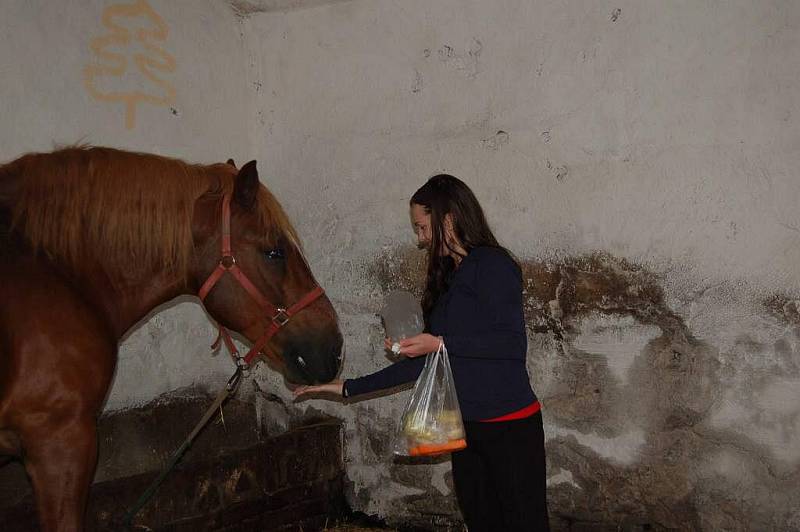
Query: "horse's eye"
264 248 285 260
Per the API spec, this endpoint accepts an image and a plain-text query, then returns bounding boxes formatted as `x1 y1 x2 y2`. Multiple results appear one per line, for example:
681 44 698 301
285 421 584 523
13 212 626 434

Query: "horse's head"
190 160 343 385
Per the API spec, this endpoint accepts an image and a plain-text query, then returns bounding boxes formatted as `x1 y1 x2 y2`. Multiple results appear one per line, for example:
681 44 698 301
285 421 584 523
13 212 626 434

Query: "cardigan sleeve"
441 250 527 360
343 355 426 398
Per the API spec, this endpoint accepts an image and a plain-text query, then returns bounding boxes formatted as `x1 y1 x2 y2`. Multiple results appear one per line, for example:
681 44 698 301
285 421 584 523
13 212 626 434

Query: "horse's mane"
0 146 299 280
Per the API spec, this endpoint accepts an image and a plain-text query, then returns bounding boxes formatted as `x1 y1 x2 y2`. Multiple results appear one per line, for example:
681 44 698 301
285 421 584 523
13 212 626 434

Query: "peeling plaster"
572 314 661 384
549 426 646 466
710 378 800 466
547 468 581 489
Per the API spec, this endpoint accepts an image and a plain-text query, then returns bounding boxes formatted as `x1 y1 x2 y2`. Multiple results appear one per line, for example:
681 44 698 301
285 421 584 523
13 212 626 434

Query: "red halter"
197 193 324 368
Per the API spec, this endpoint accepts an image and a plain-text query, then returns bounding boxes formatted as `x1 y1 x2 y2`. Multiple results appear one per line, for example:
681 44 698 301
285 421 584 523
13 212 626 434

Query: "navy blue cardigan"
343 246 537 421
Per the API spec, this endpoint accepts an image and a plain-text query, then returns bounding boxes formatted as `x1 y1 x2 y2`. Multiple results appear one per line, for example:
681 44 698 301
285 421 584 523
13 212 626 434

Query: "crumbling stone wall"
351 247 800 530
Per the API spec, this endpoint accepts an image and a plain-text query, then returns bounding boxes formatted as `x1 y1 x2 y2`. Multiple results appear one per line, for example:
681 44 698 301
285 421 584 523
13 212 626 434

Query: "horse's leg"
21 417 98 532
0 258 117 532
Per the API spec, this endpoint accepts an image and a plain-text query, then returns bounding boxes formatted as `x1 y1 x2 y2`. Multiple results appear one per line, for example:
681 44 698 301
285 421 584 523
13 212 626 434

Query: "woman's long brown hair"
410 174 519 325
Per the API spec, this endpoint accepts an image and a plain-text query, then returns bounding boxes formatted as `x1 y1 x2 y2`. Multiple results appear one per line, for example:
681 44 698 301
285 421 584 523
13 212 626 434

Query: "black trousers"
451 411 550 532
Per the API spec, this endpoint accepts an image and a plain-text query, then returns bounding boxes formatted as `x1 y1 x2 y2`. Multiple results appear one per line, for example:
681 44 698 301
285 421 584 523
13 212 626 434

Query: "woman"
294 174 550 531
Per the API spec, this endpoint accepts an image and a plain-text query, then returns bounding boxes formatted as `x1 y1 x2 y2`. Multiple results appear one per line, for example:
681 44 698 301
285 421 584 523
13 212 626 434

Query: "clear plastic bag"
394 341 467 456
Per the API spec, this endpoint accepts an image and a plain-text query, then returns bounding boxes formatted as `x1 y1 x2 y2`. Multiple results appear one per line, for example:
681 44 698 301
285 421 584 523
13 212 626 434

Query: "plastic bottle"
380 290 424 354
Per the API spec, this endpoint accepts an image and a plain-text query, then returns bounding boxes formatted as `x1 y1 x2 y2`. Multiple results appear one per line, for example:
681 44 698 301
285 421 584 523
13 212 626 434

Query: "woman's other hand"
292 380 344 400
392 333 442 357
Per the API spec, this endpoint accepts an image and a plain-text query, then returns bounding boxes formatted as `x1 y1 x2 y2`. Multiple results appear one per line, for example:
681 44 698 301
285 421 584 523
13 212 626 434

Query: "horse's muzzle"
283 332 343 385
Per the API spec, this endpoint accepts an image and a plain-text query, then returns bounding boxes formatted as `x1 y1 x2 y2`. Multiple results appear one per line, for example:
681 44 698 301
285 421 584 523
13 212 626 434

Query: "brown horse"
0 146 343 531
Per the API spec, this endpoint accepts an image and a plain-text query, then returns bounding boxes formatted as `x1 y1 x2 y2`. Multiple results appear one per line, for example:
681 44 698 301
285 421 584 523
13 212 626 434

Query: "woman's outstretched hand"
384 333 443 357
292 380 344 400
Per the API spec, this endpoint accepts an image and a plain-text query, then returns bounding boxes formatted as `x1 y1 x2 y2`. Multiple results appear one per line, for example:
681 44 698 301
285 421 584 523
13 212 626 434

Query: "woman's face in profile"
410 203 432 250
410 203 460 257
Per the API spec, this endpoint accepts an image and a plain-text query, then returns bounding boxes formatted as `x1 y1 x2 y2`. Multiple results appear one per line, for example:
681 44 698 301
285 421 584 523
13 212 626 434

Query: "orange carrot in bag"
409 438 467 456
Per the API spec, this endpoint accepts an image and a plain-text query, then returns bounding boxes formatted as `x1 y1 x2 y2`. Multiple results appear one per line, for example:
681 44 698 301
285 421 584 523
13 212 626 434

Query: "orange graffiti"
83 0 176 130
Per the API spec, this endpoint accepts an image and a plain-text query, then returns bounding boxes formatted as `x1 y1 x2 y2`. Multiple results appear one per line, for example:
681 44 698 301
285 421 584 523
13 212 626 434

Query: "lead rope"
121 367 243 528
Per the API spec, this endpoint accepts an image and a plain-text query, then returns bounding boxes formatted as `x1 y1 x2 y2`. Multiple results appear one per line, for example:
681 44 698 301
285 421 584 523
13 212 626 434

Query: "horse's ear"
233 160 259 210
226 158 236 168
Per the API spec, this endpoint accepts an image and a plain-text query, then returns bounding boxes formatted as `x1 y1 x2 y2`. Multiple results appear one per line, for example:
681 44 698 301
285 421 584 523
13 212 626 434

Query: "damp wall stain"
353 246 800 531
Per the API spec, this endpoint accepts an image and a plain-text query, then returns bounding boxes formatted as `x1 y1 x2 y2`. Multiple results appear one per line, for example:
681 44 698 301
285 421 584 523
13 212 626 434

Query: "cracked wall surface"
1 0 799 530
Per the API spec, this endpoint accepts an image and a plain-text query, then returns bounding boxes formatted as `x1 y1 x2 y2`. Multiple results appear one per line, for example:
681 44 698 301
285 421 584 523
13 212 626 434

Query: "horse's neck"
71 264 189 340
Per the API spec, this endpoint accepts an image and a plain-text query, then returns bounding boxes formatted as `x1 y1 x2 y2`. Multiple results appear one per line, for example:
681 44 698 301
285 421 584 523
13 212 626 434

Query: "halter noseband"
197 193 324 368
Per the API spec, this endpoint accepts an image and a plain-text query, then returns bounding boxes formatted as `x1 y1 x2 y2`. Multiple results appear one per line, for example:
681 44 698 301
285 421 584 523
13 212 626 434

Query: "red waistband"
480 400 541 423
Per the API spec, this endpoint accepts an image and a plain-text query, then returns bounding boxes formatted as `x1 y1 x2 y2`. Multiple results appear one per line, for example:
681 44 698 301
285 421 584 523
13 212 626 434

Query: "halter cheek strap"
123 194 324 525
197 194 324 367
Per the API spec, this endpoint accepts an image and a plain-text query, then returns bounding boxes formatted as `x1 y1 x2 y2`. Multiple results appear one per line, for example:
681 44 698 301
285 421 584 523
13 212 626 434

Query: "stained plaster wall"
1 0 799 530
238 0 800 530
